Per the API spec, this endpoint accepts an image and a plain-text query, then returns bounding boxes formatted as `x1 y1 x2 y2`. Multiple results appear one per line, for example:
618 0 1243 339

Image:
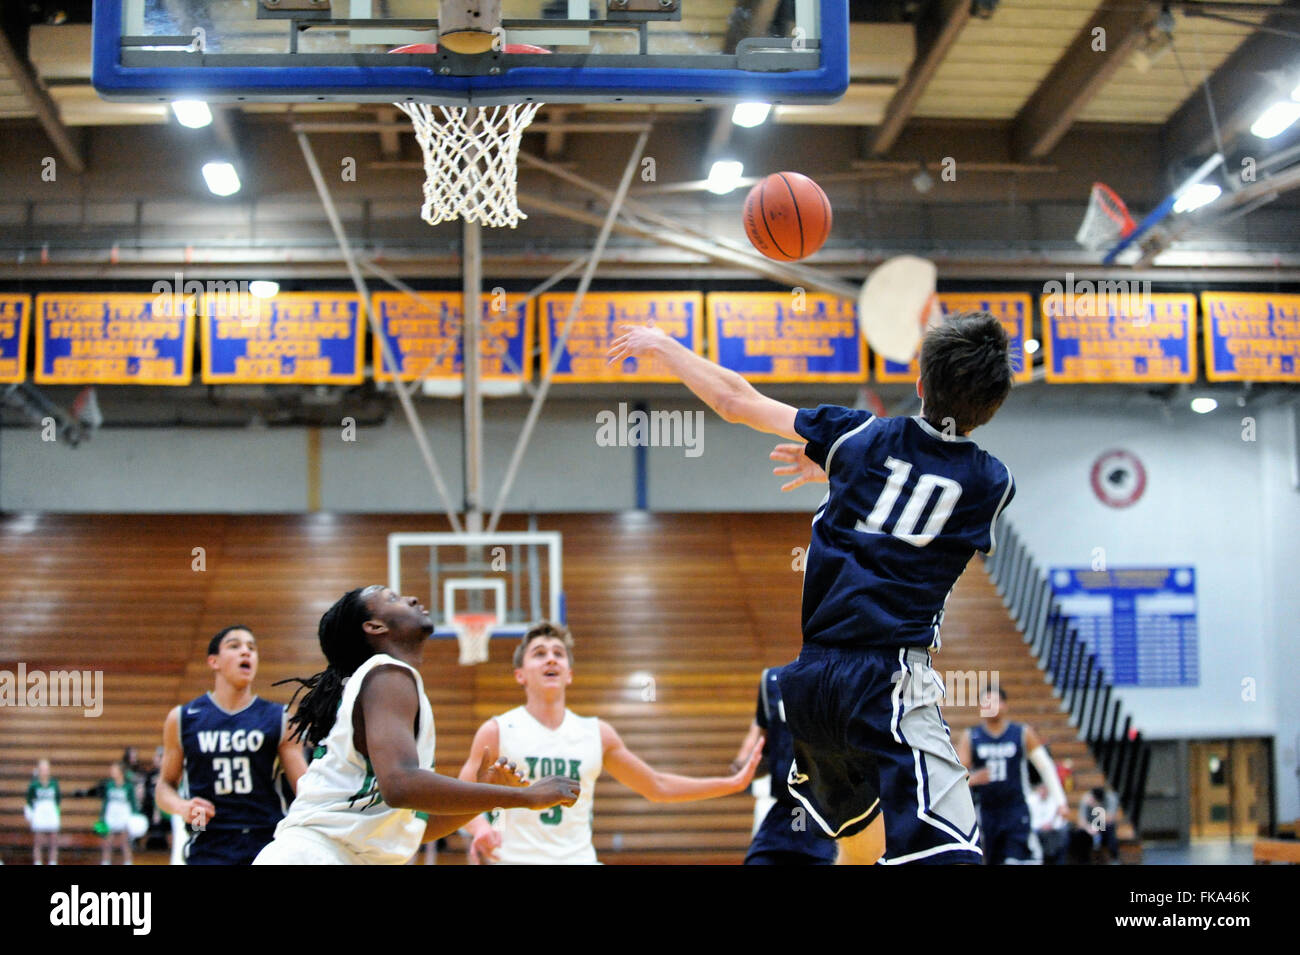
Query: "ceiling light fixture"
171 100 213 129
706 159 744 195
201 161 241 197
731 102 771 128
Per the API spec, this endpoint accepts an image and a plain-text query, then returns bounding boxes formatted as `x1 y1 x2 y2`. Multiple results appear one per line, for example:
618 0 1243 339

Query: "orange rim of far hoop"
388 43 552 55
1090 182 1136 235
452 613 499 632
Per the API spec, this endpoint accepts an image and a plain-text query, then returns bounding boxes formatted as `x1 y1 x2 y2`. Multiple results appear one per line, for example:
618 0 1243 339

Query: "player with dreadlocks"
253 585 579 865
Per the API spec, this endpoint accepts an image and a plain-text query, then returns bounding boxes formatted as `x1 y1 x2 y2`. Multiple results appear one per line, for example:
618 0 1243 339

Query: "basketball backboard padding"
92 0 848 106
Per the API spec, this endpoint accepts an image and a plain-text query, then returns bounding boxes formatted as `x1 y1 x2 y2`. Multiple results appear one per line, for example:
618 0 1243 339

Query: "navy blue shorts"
778 645 982 865
978 806 1039 864
185 826 278 866
744 801 837 866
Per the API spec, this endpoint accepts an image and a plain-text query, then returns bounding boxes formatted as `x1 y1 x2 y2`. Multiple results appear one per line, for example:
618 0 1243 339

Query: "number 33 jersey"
489 707 603 865
180 693 287 830
794 408 1015 651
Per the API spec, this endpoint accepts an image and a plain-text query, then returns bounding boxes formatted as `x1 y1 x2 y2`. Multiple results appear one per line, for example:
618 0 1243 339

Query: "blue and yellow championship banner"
34 293 194 385
0 295 31 383
1201 292 1300 382
372 292 532 383
1043 291 1196 383
540 292 702 382
707 292 864 383
874 292 1034 384
202 292 363 385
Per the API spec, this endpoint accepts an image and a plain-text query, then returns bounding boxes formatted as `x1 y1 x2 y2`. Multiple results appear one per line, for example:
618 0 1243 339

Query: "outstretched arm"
277 709 308 795
424 746 526 844
957 729 990 786
358 667 575 832
607 324 801 440
730 721 765 774
601 720 763 803
455 721 506 861
1024 725 1069 818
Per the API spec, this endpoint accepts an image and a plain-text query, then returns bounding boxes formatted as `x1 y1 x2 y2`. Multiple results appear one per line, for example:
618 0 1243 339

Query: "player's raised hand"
770 443 828 492
468 826 503 864
726 739 765 793
607 322 670 365
477 748 527 788
525 775 580 810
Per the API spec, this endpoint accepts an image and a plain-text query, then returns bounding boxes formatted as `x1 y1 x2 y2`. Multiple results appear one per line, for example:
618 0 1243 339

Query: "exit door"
1188 739 1271 839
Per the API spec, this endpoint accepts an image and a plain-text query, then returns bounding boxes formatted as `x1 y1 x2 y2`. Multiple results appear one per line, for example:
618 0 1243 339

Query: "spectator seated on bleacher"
1078 785 1123 864
1027 781 1069 865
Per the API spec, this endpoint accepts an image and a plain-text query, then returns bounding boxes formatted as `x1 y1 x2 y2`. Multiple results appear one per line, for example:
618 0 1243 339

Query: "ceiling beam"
0 27 84 174
1011 3 1158 160
8 248 1300 282
543 107 568 160
868 0 970 156
1161 0 1300 167
377 107 401 159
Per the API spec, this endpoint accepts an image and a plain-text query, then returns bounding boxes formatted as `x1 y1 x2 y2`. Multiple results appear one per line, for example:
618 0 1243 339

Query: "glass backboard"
93 0 848 105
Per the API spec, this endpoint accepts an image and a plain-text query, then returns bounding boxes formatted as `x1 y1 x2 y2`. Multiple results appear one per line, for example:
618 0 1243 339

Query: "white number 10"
855 456 962 547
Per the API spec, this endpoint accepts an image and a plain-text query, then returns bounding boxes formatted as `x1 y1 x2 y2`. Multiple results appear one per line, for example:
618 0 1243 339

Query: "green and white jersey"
102 780 135 831
489 706 602 865
27 779 60 808
27 779 61 831
274 654 435 865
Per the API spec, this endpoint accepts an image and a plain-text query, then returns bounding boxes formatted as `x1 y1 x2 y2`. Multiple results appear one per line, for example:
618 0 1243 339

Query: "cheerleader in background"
26 759 61 865
75 761 140 864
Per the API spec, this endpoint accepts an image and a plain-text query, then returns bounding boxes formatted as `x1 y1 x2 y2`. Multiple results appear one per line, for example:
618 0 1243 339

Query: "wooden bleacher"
1253 839 1300 864
0 512 1127 864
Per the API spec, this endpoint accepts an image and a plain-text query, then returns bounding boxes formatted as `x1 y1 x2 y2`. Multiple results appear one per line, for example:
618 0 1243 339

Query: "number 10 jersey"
794 408 1016 651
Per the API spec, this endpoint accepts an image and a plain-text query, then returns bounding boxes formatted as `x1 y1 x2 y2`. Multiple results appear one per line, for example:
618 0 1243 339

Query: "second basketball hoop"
452 612 498 666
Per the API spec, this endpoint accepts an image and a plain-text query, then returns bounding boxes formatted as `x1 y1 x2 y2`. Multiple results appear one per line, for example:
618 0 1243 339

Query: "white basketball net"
1076 182 1136 251
452 614 496 666
396 102 543 229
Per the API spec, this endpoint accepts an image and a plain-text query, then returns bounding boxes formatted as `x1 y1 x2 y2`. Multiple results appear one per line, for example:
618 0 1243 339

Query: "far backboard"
387 530 564 639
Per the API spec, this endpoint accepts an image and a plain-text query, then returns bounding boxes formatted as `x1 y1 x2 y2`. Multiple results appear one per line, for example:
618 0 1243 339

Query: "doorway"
1188 738 1272 839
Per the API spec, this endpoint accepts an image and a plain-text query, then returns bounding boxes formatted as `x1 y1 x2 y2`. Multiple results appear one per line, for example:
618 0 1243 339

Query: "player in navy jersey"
609 311 1016 864
156 625 309 864
733 666 836 865
957 687 1069 864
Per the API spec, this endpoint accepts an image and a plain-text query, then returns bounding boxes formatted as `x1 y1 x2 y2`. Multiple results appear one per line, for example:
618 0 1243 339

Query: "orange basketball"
742 172 832 262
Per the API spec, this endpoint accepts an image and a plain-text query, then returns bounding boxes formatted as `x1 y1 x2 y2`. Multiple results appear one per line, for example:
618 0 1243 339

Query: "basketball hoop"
451 612 498 666
1076 182 1137 252
389 44 548 229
